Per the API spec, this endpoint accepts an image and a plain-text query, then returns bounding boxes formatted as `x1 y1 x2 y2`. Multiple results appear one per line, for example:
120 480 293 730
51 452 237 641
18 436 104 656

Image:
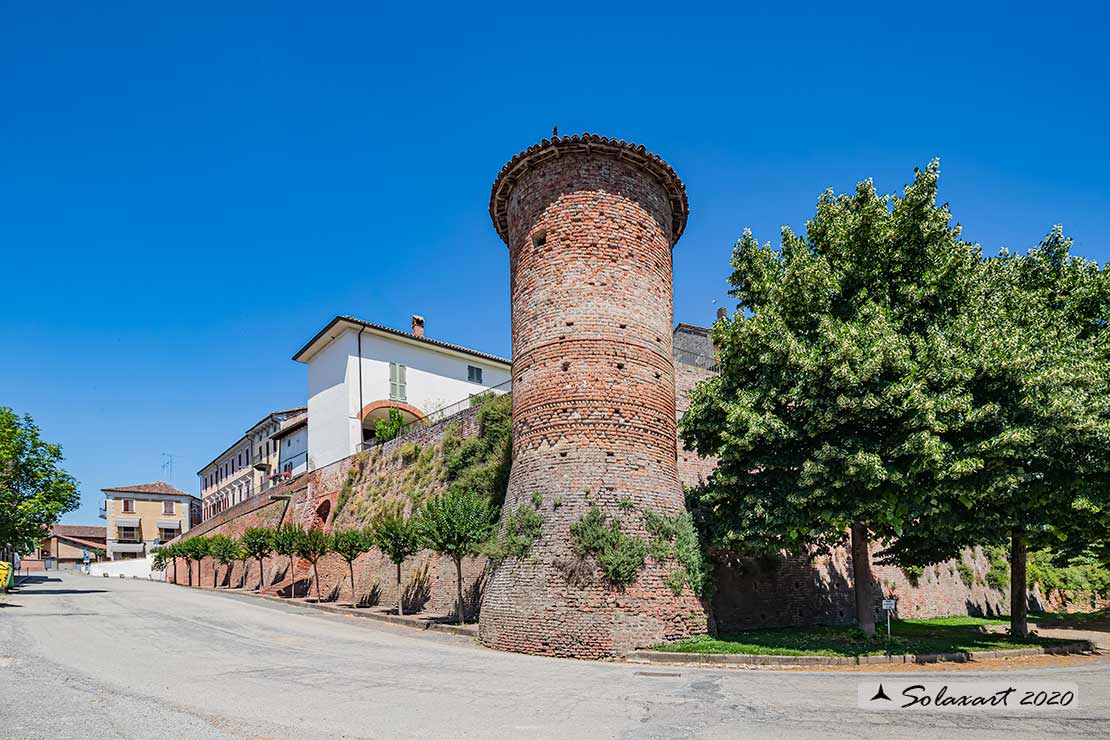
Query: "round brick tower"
479 133 709 658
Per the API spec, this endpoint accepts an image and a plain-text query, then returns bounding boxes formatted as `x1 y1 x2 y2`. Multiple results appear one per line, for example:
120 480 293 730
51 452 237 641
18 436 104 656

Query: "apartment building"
292 314 511 470
197 407 306 521
101 482 199 560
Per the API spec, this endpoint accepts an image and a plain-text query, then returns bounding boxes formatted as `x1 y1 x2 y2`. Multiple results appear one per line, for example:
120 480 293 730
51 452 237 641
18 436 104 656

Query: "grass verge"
654 617 1071 657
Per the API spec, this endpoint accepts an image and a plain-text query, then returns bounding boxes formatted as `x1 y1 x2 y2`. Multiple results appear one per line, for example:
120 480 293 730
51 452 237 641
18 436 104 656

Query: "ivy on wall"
569 505 713 596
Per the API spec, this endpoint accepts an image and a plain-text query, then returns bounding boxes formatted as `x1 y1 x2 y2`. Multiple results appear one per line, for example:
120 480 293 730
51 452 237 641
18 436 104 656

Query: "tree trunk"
313 562 321 602
397 562 404 616
349 561 357 607
1010 527 1028 640
289 555 295 598
213 561 218 589
850 523 876 637
454 556 465 626
258 557 266 590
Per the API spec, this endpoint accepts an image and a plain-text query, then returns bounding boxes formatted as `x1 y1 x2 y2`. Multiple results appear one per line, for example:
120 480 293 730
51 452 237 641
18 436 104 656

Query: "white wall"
279 426 309 477
307 329 358 472
354 332 511 419
89 555 161 580
305 326 511 470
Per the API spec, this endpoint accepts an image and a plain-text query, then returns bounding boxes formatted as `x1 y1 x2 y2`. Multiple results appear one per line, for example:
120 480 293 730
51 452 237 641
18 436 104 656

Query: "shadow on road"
12 588 109 596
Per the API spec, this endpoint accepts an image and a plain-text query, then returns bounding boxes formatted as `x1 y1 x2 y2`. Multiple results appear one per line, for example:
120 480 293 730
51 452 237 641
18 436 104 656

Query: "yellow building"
100 482 200 560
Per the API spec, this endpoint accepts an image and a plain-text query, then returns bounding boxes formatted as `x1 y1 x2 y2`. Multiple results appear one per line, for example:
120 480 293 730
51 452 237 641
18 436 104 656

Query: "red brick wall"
675 361 718 489
170 405 491 619
711 544 1012 631
479 137 709 658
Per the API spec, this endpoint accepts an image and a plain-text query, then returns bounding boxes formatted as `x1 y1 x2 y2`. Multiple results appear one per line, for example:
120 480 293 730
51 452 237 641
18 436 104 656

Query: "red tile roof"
101 481 192 497
49 524 106 540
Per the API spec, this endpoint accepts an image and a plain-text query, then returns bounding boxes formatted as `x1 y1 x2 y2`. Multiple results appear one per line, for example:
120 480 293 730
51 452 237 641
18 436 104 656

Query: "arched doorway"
358 400 426 445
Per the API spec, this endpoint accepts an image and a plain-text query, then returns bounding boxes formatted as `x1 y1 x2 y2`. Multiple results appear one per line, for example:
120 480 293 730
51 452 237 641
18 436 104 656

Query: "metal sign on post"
882 599 896 637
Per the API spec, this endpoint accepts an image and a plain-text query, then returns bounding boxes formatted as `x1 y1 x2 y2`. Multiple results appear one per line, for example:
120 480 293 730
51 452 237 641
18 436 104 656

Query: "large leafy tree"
0 408 80 553
417 490 494 625
681 162 981 635
368 508 423 616
882 227 1110 637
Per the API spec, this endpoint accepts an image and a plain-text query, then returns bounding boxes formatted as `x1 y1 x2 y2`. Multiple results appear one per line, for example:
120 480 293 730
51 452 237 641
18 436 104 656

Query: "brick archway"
357 400 426 423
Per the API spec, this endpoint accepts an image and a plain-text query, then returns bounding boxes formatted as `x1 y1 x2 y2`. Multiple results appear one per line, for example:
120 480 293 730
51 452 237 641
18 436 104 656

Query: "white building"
292 314 511 470
197 407 306 521
273 415 309 480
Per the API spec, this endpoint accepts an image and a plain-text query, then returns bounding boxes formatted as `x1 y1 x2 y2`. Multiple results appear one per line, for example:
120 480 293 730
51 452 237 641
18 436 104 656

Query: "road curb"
625 641 1094 667
182 584 478 638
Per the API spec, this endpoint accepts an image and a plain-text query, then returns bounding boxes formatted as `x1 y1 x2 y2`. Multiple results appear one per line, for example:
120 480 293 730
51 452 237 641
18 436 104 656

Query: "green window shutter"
390 363 407 401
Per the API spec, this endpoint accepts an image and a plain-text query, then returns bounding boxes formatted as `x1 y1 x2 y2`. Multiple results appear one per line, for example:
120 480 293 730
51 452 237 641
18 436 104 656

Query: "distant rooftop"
102 481 194 498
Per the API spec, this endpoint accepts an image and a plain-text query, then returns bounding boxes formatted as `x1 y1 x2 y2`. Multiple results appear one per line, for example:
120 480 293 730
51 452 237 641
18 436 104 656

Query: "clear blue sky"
2 3 1106 525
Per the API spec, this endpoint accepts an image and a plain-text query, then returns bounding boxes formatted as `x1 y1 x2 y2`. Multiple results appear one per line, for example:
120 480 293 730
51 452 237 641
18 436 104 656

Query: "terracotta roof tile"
49 524 106 539
101 481 192 497
489 132 689 246
293 315 511 366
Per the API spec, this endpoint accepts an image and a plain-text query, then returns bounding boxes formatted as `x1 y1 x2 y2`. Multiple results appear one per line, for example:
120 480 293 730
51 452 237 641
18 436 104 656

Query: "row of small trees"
153 489 496 624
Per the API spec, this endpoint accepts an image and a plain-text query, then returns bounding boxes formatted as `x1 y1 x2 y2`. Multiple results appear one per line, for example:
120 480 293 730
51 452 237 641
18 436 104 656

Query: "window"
389 363 407 401
468 365 483 383
117 525 140 542
162 500 174 515
238 452 242 467
158 528 176 542
122 499 135 513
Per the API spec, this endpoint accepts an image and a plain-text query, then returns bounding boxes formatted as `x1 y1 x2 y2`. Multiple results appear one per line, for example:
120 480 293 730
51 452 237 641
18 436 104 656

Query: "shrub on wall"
901 564 925 586
642 509 713 597
485 497 543 562
569 508 647 587
956 561 976 588
442 394 512 506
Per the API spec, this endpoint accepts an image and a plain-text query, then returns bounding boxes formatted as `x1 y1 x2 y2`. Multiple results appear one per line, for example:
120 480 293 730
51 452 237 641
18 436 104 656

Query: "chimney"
411 314 425 338
716 307 727 321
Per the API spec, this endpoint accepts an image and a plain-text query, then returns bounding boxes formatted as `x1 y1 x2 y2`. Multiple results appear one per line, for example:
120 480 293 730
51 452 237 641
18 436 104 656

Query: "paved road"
2 574 1108 740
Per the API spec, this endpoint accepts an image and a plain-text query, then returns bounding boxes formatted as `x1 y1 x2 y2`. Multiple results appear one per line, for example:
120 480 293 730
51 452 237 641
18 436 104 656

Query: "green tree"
681 163 981 635
330 529 371 607
0 408 80 553
178 536 207 587
368 509 422 616
374 408 406 443
151 545 169 574
209 535 239 588
417 490 495 624
240 527 274 591
271 523 302 598
881 227 1110 638
295 526 332 602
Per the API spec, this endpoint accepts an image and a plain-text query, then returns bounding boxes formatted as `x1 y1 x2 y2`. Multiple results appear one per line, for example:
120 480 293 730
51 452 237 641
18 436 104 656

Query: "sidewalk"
181 582 479 638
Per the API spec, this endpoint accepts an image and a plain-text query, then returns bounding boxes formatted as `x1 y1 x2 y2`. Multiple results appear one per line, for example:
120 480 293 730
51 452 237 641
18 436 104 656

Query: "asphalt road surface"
2 573 1108 739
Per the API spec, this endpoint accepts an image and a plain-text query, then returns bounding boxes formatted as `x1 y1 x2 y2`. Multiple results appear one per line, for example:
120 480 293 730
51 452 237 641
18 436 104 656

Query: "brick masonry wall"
479 139 708 659
711 544 1011 632
674 360 718 490
170 405 490 619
